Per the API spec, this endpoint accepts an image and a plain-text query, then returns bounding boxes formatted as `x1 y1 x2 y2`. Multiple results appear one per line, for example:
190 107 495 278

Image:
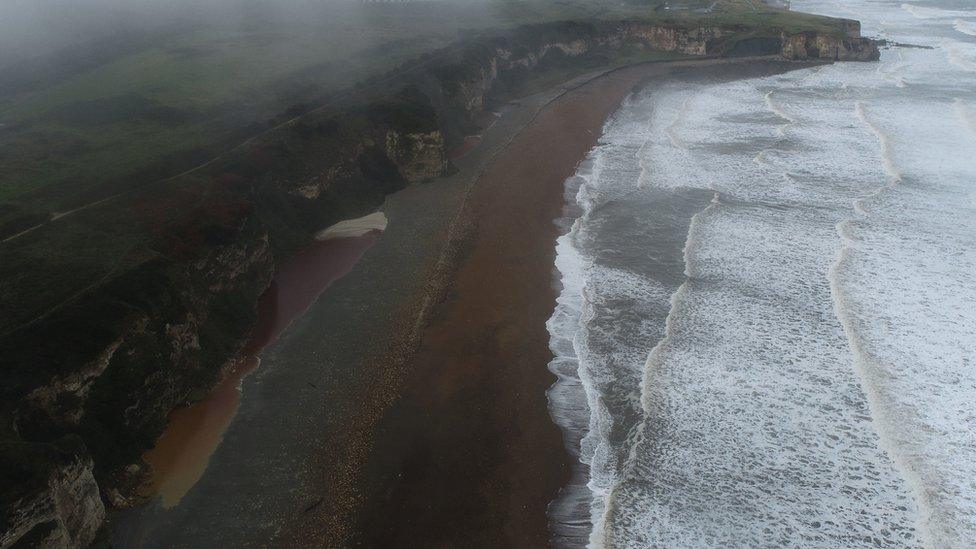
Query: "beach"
350 58 830 547
111 57 821 547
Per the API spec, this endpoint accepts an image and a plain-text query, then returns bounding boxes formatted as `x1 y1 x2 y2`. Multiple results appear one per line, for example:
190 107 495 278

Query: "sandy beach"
346 57 831 547
349 63 659 547
112 57 821 547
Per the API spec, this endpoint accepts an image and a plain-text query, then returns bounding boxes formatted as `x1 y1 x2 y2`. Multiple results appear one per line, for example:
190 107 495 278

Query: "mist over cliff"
0 0 507 69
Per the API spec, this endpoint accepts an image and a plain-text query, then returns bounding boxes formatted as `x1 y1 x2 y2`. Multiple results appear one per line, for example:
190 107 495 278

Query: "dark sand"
112 58 818 548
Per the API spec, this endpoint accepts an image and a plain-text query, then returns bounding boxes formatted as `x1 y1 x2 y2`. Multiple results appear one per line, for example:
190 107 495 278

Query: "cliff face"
615 22 728 55
414 20 878 136
781 32 880 61
0 438 104 548
384 130 448 183
0 16 878 546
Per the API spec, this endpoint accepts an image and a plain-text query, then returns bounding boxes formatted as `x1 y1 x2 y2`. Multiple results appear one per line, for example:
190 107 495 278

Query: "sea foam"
547 0 976 545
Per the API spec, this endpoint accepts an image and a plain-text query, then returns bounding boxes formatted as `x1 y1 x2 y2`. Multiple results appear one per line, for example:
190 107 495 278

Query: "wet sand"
138 230 381 511
142 356 261 509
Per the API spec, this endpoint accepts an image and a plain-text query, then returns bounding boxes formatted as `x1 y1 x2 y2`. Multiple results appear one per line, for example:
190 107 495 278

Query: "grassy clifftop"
0 0 857 225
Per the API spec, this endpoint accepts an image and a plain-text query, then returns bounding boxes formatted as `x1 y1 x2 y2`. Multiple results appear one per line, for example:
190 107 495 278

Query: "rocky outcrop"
0 438 104 548
385 130 447 183
616 22 728 55
781 31 880 61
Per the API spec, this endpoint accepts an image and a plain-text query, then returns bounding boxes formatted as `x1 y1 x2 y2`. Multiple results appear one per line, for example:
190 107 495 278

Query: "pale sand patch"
315 212 388 240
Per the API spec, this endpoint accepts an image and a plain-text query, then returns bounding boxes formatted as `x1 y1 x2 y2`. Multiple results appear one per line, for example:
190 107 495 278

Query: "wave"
902 3 974 19
664 97 692 149
764 89 796 136
853 102 903 215
943 40 976 73
638 95 691 189
955 98 976 136
953 100 976 208
877 50 910 88
756 87 802 187
855 102 903 185
635 140 652 190
593 175 719 546
825 221 934 547
955 19 976 36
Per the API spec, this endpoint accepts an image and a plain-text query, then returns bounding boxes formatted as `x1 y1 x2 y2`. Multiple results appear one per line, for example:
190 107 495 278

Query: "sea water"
547 0 976 546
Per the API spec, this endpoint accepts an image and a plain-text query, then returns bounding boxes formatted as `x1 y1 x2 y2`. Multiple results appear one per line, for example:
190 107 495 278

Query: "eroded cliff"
0 15 879 546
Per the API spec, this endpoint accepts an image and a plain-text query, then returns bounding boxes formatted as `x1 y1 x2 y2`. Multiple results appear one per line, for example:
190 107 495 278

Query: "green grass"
0 0 622 210
0 22 450 207
0 0 852 211
0 0 861 335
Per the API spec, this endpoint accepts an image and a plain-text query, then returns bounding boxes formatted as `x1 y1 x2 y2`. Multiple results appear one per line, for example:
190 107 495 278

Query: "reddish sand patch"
449 135 482 159
142 230 381 508
246 231 381 352
142 355 260 508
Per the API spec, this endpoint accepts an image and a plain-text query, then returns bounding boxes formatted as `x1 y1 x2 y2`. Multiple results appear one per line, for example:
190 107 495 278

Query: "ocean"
547 0 976 546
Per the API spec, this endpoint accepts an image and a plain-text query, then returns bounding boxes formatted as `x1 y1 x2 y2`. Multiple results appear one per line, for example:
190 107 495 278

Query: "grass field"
0 11 448 209
0 0 639 211
0 0 848 218
0 0 857 336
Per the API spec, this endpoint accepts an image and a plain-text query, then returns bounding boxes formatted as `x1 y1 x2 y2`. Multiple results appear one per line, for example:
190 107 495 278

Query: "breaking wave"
546 0 976 546
955 18 976 36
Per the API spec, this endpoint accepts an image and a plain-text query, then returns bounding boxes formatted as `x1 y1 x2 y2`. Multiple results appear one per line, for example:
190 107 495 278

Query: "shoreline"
337 57 828 546
110 56 824 547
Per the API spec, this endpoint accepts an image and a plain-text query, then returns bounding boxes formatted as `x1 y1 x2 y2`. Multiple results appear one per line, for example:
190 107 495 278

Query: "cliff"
780 31 879 61
0 437 104 548
390 19 877 144
0 15 879 546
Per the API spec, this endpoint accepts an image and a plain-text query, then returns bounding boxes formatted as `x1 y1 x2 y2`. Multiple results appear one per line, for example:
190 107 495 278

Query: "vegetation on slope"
0 2 870 537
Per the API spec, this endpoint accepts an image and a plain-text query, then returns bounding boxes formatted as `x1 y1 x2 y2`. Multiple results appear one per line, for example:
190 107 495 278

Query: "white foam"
954 18 976 36
902 3 974 19
548 2 976 546
943 39 976 73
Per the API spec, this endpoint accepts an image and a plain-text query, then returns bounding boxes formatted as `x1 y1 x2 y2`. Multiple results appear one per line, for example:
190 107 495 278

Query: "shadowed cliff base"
140 226 382 510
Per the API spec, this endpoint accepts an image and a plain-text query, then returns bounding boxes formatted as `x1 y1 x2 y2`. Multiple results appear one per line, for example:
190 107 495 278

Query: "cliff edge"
0 13 880 547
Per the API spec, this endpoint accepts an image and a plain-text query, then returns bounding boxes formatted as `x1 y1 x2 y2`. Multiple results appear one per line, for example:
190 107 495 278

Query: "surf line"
590 189 720 548
852 102 903 215
828 103 933 546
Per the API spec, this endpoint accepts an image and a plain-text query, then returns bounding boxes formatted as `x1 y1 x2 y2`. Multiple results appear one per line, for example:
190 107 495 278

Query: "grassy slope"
0 1 614 212
0 0 855 337
0 0 850 211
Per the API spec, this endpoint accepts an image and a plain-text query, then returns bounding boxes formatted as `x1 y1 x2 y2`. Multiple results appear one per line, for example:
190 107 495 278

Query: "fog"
0 0 421 68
